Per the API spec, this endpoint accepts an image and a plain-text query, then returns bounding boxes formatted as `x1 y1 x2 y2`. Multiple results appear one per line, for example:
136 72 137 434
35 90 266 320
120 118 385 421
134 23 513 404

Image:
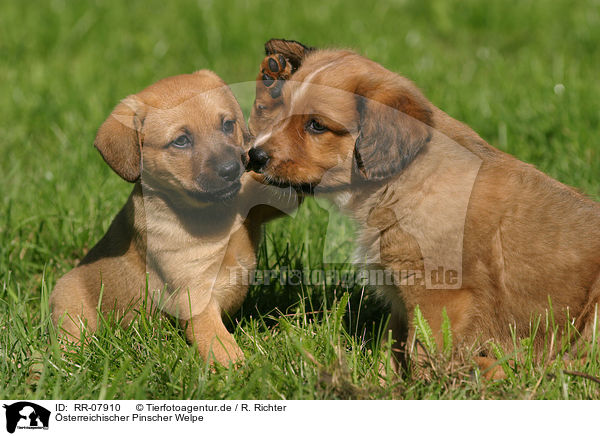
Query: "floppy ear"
353 85 433 181
264 38 314 72
94 96 145 182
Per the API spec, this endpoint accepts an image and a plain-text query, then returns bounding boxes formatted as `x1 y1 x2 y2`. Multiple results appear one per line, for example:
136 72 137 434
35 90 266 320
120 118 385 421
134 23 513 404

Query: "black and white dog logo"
3 402 50 433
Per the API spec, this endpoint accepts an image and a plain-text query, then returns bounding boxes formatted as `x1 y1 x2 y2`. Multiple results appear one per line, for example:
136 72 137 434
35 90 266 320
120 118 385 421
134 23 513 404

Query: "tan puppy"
247 40 600 372
51 71 289 365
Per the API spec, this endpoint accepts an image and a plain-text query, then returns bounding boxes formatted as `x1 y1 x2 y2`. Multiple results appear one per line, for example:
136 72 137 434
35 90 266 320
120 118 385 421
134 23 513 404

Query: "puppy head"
95 70 248 204
247 50 434 192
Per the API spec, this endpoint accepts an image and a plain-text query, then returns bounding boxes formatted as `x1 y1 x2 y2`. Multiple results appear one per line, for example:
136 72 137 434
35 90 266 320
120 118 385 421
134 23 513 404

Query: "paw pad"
260 53 292 98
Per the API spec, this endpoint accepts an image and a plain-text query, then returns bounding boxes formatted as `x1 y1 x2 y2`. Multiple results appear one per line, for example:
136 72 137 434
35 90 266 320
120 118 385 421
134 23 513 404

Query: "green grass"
1 0 599 399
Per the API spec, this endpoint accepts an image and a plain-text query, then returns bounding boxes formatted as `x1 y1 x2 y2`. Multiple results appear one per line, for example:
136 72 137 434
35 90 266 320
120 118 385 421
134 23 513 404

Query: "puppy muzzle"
246 146 270 173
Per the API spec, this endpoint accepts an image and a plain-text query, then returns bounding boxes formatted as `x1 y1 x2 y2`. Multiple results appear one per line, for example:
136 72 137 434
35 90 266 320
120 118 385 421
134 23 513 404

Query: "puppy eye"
222 119 235 134
306 118 328 134
171 134 191 148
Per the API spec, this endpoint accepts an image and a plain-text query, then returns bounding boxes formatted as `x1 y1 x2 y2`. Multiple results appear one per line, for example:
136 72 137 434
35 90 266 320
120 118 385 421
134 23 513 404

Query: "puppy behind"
247 40 600 373
51 71 289 365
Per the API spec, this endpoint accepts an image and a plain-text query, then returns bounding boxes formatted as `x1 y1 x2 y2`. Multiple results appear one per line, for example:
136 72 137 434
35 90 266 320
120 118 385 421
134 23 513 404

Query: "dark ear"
94 96 144 182
264 38 314 72
353 89 433 181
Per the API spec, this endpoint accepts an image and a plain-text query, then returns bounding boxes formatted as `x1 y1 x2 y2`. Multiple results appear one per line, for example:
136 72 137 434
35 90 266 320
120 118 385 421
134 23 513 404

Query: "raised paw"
250 53 294 134
259 53 292 98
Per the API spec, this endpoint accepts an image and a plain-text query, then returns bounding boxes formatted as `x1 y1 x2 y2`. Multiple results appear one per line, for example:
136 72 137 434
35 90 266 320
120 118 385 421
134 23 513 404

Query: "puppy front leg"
183 301 243 366
49 274 99 346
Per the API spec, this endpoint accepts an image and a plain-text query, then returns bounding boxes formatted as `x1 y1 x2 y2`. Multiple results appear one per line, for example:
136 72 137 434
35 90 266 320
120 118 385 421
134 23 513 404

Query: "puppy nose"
217 160 241 182
247 147 270 173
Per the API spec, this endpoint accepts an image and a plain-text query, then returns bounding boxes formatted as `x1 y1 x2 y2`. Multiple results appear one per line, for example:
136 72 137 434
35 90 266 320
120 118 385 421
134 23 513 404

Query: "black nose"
217 159 241 182
247 146 270 173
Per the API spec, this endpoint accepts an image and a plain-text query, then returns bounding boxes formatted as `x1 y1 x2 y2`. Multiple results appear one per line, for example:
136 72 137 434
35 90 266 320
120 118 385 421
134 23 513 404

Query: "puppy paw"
259 53 292 99
208 342 245 368
474 356 507 380
250 53 295 135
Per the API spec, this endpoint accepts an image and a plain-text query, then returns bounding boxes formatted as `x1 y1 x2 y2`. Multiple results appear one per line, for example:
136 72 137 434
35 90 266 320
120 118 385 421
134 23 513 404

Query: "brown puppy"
247 40 600 372
50 71 290 365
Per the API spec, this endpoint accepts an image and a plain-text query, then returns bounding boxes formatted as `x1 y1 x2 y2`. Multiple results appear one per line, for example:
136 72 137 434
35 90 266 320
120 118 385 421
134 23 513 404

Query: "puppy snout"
217 159 242 182
247 146 270 173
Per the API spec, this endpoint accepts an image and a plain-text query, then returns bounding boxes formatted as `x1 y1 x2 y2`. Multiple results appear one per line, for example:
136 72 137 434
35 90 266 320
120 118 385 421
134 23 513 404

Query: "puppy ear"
264 38 314 72
353 87 433 181
94 96 144 182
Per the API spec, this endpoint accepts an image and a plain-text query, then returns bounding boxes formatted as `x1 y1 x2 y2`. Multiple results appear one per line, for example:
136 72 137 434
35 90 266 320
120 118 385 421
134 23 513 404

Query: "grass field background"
1 0 599 399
